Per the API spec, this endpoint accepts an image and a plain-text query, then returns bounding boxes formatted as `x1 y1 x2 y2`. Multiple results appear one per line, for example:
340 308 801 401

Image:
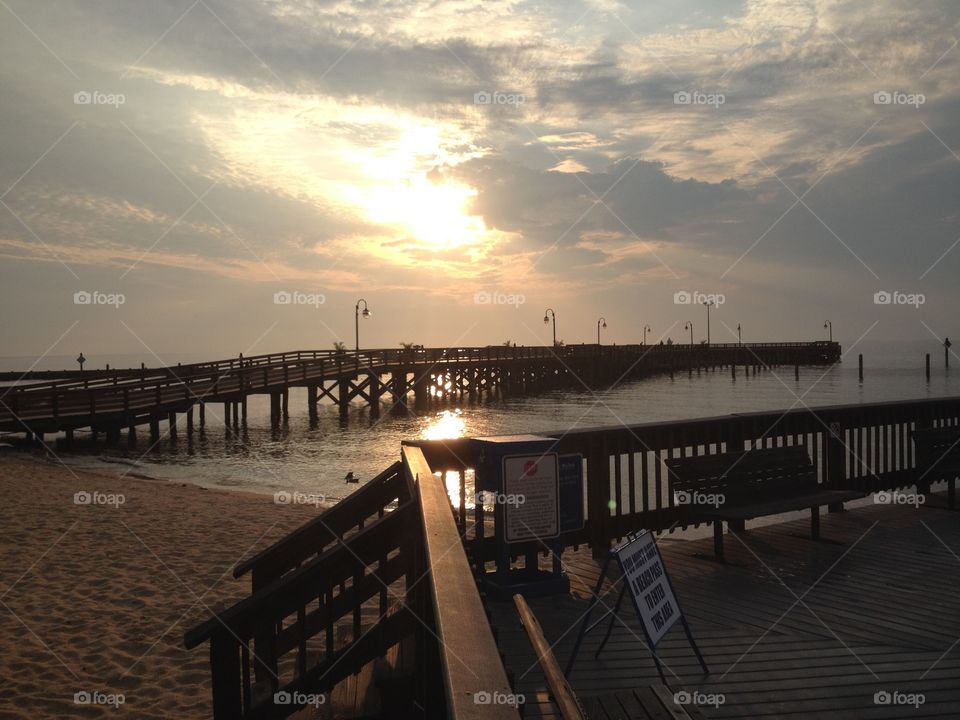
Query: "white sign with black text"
615 531 680 646
501 453 559 542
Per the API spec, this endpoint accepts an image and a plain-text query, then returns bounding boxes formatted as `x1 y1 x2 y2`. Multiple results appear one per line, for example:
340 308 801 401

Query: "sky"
1 0 959 362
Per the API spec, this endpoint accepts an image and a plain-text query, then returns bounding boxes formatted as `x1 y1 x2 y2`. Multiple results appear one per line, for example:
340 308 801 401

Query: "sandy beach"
0 451 320 719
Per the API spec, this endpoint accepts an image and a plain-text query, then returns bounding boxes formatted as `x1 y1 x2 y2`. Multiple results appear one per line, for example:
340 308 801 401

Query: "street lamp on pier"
543 308 557 347
684 321 694 346
597 317 607 345
643 324 651 345
824 320 832 343
703 300 715 346
355 299 371 355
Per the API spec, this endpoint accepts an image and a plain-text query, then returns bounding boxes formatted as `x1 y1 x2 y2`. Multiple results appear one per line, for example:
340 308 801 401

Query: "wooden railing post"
587 435 611 558
209 633 243 719
825 413 847 497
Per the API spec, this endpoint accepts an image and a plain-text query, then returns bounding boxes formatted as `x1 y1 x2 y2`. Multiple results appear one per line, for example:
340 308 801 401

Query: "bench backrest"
665 445 816 503
912 427 960 466
513 594 587 720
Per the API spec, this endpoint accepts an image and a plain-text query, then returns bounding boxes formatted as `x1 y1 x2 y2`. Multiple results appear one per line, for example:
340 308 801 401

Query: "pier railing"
184 449 519 719
3 341 836 394
403 445 519 719
410 395 960 558
1 341 839 434
183 462 419 718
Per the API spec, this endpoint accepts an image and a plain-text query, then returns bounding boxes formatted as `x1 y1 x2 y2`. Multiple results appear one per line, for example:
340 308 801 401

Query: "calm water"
2 340 957 503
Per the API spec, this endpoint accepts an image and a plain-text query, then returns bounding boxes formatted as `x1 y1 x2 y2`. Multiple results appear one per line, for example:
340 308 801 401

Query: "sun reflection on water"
421 410 467 440
419 410 476 511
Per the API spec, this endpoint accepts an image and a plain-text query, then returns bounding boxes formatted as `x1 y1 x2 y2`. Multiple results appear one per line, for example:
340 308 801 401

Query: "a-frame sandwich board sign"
565 530 708 683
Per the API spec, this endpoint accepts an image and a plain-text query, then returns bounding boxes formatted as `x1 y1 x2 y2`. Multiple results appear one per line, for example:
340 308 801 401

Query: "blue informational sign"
558 454 584 533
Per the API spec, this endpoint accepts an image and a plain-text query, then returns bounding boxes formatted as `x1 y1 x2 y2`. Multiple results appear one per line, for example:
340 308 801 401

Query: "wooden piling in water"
926 353 931 380
168 411 177 439
307 385 318 419
858 354 863 381
338 378 349 417
270 392 281 428
370 374 381 417
199 402 205 426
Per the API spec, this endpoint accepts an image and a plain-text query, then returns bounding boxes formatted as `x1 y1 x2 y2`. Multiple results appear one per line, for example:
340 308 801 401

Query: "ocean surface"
2 340 957 504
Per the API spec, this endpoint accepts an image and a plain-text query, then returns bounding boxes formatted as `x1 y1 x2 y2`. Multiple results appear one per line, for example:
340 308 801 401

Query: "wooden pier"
496 502 960 719
183 394 960 719
0 341 838 444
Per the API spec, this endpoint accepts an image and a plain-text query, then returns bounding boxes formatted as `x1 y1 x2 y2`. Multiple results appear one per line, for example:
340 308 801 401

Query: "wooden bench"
913 426 960 509
665 446 863 561
513 594 706 720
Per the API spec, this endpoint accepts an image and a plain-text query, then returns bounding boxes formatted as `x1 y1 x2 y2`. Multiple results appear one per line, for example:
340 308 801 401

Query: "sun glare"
421 410 467 440
363 176 486 250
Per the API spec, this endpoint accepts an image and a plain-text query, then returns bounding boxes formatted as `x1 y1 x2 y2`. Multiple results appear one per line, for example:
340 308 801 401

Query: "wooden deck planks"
489 500 960 719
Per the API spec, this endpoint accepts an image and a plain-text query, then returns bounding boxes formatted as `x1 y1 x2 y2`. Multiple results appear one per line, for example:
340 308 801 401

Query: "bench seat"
684 488 863 522
666 446 864 561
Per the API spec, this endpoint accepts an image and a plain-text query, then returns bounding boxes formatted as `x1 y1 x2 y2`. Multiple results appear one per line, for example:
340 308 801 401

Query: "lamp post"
643 324 651 345
703 300 715 346
737 323 742 346
824 320 832 343
355 299 371 355
684 321 694 346
76 353 86 372
544 308 557 347
597 317 607 345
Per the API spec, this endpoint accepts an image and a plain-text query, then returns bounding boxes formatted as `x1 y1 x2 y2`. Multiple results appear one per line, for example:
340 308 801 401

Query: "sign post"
566 531 707 682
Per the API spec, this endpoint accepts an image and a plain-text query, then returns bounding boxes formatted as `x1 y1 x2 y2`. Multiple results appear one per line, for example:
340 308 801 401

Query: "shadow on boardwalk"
491 498 960 719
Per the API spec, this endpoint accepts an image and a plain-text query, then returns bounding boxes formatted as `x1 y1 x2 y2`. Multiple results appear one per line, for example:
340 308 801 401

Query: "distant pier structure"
0 342 839 445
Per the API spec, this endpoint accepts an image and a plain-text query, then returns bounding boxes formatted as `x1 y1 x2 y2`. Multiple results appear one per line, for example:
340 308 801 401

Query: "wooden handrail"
513 594 585 720
403 445 520 720
184 502 413 649
233 461 404 584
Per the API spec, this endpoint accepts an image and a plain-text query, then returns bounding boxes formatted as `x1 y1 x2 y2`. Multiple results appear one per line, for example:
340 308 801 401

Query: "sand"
0 451 320 719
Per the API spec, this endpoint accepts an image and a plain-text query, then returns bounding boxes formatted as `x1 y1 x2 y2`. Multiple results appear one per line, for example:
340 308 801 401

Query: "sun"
364 175 486 250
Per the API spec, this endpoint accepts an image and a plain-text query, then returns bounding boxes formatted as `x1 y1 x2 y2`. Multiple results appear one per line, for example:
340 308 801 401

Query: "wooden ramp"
490 499 960 719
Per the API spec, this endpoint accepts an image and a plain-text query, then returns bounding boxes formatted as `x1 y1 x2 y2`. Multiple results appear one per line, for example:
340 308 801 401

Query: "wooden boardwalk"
490 499 960 719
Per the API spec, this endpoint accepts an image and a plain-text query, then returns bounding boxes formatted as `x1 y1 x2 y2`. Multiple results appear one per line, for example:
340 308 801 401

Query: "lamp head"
362 308 371 319
543 315 549 324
